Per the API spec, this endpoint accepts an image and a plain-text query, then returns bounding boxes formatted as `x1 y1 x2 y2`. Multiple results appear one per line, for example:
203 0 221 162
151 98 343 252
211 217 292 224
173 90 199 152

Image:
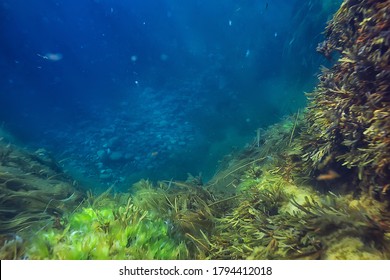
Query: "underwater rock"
99 173 112 180
109 151 124 161
30 84 203 187
107 136 120 147
97 149 106 158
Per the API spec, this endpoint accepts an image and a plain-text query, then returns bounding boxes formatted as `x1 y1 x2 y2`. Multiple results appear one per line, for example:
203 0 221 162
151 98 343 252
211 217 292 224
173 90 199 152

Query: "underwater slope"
1 0 389 260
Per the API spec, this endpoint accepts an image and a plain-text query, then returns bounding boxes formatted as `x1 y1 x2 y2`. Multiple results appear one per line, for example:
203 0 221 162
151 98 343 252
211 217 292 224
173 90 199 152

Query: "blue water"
0 0 341 191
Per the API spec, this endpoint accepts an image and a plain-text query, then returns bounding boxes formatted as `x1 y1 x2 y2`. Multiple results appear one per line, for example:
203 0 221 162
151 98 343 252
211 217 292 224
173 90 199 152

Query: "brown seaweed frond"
296 0 390 199
0 142 84 237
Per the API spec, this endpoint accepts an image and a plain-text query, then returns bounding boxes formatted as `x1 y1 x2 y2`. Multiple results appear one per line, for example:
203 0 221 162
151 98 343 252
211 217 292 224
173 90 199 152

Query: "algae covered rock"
297 0 390 199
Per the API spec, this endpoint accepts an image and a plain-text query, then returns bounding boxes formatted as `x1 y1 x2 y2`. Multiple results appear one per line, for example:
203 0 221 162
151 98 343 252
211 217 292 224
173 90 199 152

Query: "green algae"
26 194 189 260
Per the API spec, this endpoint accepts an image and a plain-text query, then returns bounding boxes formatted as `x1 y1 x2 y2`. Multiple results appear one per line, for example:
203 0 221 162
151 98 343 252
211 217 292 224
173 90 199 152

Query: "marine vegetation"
2 118 390 259
131 178 216 258
25 189 189 260
0 137 84 259
202 118 390 260
296 0 390 200
1 0 390 260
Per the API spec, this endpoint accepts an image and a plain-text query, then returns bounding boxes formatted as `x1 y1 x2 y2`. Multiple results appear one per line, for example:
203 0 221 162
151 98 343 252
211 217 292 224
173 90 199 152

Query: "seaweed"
25 193 189 260
131 179 216 259
0 142 84 259
209 183 389 260
296 0 390 199
3 0 390 260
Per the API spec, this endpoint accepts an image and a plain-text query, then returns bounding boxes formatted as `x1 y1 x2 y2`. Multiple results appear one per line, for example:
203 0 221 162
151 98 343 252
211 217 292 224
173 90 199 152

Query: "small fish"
151 151 159 157
37 52 63 62
316 170 340 181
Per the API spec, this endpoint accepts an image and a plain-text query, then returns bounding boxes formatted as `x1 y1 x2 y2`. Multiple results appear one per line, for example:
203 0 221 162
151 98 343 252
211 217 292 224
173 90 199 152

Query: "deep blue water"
0 0 341 191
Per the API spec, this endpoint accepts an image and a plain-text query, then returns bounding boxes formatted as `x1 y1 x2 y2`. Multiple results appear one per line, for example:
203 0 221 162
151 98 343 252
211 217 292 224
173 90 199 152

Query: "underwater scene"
0 0 389 260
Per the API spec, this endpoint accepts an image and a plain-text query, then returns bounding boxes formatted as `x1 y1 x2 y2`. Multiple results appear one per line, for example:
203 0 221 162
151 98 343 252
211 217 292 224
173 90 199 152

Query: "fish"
316 170 340 181
37 52 63 62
